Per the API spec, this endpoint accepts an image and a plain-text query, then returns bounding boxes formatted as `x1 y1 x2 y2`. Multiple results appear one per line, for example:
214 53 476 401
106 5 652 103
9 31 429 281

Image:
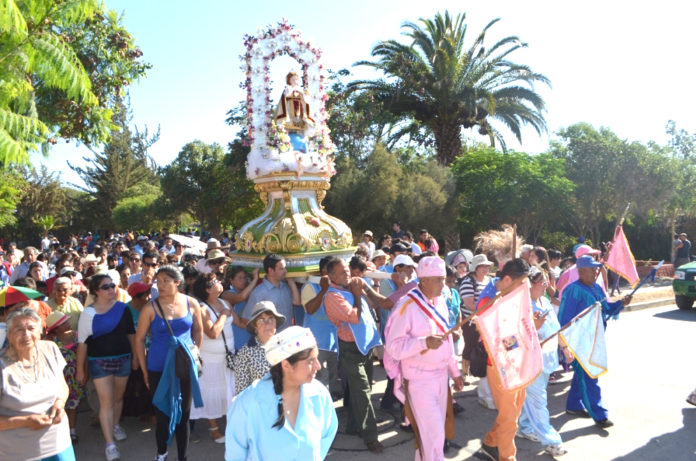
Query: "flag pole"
628 260 664 297
539 301 601 347
418 275 528 355
512 224 517 258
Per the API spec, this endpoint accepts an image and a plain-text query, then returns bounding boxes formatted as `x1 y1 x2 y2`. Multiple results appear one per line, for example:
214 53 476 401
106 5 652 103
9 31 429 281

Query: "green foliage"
0 169 25 227
324 143 456 239
350 10 549 165
451 145 574 245
112 190 162 231
11 165 67 241
551 123 678 245
0 0 148 167
69 98 159 225
160 140 262 234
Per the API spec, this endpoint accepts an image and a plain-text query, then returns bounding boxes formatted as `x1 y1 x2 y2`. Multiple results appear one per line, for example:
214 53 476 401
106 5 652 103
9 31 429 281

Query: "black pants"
149 371 192 461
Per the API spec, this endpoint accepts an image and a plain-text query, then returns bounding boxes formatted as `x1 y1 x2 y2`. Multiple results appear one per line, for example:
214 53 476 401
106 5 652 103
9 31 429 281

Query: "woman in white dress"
190 273 245 443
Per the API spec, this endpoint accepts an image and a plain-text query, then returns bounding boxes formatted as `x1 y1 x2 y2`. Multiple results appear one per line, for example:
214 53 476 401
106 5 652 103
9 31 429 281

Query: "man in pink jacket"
385 256 465 461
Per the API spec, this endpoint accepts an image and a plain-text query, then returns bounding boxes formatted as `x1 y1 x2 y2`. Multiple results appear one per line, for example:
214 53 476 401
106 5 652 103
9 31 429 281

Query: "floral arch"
241 19 335 180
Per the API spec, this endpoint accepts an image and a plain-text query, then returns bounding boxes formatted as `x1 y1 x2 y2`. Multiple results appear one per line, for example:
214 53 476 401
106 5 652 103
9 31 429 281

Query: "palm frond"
0 126 32 165
0 107 48 141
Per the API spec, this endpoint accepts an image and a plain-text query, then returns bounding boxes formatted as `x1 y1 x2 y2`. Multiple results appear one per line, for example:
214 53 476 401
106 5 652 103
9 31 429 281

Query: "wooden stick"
417 275 528 355
617 202 631 227
512 224 518 258
539 301 601 347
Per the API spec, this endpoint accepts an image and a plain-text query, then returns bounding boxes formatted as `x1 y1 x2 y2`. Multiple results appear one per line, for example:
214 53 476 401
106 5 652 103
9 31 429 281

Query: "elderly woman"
134 265 203 461
0 308 75 461
76 274 136 461
232 300 285 395
48 277 83 332
190 273 245 443
225 326 337 461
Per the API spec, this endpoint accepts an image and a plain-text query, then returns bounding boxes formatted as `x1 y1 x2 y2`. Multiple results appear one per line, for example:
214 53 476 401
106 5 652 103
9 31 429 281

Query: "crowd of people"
0 224 676 461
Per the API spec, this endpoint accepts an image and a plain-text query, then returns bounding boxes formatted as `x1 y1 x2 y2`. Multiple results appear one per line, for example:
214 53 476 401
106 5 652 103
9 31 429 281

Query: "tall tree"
69 98 159 225
350 11 549 165
160 141 261 234
12 166 68 242
551 123 675 245
451 146 574 245
0 0 148 166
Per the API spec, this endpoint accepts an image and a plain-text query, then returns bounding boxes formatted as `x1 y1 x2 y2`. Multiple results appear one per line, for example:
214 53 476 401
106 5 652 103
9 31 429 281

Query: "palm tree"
350 11 550 165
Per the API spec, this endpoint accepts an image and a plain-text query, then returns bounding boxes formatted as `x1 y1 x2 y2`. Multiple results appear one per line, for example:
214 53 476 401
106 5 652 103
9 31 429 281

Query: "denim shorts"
88 354 131 379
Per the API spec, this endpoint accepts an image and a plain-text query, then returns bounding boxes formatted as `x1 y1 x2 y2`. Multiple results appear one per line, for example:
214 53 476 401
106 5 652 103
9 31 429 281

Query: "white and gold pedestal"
233 174 354 275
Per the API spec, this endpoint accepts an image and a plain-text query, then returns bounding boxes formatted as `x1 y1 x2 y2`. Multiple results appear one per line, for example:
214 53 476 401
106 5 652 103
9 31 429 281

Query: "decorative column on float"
232 19 354 275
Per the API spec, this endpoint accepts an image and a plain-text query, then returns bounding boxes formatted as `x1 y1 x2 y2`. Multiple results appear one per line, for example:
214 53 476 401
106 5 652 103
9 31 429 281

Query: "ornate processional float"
232 20 354 275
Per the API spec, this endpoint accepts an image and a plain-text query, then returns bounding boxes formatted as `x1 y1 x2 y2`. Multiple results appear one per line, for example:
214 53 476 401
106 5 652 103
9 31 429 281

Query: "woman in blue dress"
226 326 338 461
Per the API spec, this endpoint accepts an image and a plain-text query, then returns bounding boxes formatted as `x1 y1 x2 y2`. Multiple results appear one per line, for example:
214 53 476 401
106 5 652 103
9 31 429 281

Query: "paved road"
74 304 696 460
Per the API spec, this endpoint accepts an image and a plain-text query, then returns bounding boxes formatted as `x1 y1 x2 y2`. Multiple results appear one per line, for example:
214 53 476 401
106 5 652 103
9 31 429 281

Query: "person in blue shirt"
558 255 632 428
225 326 338 461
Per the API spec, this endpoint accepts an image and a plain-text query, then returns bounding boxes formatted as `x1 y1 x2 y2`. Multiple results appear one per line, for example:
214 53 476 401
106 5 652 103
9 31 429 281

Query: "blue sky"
35 0 696 187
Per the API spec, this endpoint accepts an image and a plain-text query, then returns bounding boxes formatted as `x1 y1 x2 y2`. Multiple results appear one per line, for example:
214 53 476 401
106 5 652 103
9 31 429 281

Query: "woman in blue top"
134 265 203 461
226 326 338 461
76 274 135 461
221 265 258 351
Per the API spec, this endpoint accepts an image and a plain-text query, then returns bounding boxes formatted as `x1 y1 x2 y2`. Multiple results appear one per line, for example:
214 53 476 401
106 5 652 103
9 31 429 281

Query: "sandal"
208 426 225 443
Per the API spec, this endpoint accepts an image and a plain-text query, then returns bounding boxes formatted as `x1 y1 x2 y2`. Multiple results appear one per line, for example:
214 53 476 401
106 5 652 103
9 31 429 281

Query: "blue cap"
576 255 603 269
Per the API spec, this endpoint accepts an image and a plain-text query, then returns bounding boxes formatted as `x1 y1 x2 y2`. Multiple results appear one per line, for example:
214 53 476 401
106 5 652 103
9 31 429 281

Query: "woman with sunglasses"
76 274 136 461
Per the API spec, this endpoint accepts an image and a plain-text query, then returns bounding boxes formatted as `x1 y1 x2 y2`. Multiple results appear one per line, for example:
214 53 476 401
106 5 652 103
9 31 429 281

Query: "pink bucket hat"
575 244 601 258
416 256 446 278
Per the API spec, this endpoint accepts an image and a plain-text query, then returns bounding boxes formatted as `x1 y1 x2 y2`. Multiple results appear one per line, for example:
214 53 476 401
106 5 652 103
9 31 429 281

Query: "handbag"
470 340 488 378
155 299 202 378
206 302 235 371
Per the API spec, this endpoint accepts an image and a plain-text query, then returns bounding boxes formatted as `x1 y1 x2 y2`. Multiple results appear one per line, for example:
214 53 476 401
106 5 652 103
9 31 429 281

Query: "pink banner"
605 226 640 287
476 281 542 390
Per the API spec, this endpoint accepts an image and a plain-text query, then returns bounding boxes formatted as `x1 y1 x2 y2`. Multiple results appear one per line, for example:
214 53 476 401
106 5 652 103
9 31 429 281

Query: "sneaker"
452 401 465 415
154 453 168 461
113 425 127 441
516 431 541 442
566 409 591 418
105 444 120 461
478 397 496 410
478 442 499 461
545 444 568 456
595 419 614 428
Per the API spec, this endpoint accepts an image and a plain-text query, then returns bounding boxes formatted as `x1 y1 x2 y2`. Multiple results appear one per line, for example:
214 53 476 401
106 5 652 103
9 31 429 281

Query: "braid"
270 364 285 429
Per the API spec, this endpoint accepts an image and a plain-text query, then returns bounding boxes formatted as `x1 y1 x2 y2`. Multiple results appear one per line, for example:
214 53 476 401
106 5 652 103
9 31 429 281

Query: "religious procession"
2 4 696 461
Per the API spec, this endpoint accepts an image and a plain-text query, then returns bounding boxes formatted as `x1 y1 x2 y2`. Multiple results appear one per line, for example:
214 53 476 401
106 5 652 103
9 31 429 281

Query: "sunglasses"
256 317 277 325
209 259 225 265
143 262 158 267
99 283 116 291
130 258 141 263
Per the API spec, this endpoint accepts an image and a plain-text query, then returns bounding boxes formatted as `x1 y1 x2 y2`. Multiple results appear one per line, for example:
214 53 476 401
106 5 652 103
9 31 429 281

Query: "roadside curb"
625 297 674 312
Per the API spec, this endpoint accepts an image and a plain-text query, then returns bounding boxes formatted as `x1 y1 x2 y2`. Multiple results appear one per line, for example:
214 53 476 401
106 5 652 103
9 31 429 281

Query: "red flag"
476 281 542 391
605 226 640 287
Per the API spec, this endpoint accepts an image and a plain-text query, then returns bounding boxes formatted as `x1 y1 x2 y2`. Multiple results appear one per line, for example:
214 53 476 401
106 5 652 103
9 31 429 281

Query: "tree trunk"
433 122 463 166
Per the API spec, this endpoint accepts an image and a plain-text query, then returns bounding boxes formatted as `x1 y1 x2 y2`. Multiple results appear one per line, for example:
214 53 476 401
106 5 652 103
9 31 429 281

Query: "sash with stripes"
407 288 449 334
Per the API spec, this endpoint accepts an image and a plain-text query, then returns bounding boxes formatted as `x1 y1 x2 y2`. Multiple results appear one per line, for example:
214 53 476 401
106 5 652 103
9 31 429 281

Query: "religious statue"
275 71 314 152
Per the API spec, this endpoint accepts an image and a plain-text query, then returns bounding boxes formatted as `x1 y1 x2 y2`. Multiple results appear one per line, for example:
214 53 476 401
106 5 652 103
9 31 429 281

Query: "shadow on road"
653 309 696 322
612 408 696 460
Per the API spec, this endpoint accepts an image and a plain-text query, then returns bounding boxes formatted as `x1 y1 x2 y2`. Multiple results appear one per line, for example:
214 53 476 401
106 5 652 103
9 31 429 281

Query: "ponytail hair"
269 347 315 430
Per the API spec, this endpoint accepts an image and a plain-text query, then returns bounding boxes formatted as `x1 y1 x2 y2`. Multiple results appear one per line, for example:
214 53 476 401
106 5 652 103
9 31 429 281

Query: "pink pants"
407 375 448 461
